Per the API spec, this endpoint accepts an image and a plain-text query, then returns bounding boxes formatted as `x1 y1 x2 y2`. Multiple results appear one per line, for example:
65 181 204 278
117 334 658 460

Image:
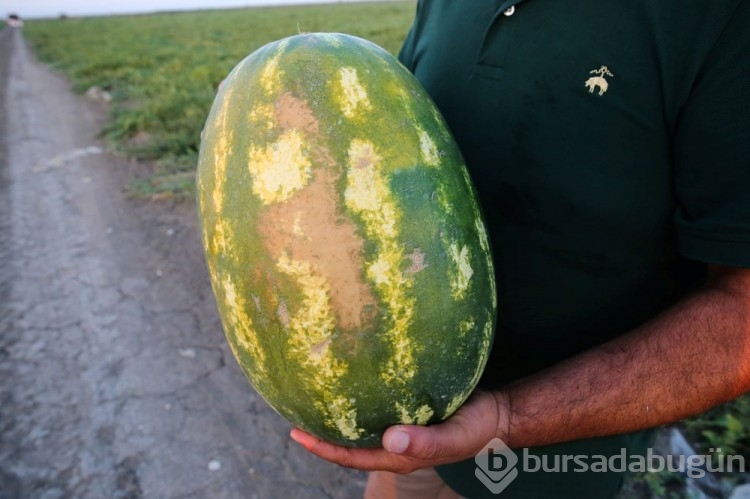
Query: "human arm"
291 264 750 472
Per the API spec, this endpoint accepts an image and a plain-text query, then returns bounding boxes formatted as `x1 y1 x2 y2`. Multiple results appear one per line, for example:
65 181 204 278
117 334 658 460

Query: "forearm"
501 266 750 449
291 267 750 473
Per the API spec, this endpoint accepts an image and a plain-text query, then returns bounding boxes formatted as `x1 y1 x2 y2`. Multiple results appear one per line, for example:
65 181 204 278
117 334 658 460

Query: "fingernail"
289 428 316 449
385 430 409 454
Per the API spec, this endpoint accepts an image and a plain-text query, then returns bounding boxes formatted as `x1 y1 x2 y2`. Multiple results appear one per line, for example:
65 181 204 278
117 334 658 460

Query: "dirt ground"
0 27 365 499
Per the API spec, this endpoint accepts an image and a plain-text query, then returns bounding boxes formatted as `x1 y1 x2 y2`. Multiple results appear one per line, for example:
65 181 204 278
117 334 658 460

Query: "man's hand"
290 390 507 473
293 266 750 471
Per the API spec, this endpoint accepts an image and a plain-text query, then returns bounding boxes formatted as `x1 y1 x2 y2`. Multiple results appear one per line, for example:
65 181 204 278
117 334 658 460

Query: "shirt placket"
474 0 529 80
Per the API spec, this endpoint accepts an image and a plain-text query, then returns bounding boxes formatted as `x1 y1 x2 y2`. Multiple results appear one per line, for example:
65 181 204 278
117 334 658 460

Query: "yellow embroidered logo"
585 66 613 96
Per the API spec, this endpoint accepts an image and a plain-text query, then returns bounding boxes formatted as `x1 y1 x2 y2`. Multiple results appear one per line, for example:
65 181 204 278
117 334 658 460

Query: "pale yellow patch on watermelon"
418 128 440 166
367 255 392 286
414 404 435 425
474 216 491 256
435 183 454 218
260 56 281 95
483 320 493 353
328 397 364 441
338 67 371 118
275 252 365 441
345 139 387 211
248 130 311 205
212 220 230 255
475 217 497 310
209 88 233 214
275 252 339 370
448 243 474 299
210 137 230 211
459 318 476 337
345 140 398 237
220 276 266 371
207 91 234 256
249 103 275 131
396 403 434 425
432 107 451 140
444 392 467 419
344 139 417 384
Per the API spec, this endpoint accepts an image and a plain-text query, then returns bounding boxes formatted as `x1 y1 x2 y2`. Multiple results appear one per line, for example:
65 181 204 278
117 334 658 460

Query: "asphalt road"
0 27 365 499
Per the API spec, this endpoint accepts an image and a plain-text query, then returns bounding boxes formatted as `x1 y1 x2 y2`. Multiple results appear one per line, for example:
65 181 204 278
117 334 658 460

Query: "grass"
22 1 416 198
622 395 750 497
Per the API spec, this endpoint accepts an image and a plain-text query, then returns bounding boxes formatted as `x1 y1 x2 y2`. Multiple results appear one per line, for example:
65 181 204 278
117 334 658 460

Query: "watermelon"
196 33 496 448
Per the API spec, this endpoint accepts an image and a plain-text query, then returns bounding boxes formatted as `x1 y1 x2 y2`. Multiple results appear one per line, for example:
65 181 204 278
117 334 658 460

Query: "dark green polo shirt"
398 0 750 497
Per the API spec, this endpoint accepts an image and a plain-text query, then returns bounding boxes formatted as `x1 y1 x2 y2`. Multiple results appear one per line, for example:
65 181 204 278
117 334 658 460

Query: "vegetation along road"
0 26 365 498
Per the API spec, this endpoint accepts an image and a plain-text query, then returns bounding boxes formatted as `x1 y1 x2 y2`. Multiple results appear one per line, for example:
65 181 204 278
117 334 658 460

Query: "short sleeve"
674 0 750 267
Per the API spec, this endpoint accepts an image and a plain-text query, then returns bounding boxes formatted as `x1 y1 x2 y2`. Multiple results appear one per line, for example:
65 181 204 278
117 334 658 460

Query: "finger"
382 393 500 461
289 428 321 451
381 424 472 462
290 428 418 472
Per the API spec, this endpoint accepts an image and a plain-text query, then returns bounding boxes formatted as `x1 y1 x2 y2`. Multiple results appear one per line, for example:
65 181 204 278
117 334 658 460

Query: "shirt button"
504 5 515 16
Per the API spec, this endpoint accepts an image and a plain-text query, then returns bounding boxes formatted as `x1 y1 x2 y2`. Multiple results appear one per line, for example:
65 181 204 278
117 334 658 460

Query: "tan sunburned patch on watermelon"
248 129 311 205
338 67 372 119
418 128 440 166
292 211 306 239
344 139 417 384
276 92 318 134
258 167 376 331
275 252 365 441
396 402 434 425
448 243 473 300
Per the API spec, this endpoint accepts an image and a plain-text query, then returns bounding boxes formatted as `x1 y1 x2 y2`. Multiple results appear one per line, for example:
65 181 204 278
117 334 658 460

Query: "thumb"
381 422 475 461
381 391 503 461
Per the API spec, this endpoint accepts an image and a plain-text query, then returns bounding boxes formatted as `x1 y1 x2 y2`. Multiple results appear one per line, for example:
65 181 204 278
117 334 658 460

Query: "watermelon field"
4 2 749 497
21 1 416 197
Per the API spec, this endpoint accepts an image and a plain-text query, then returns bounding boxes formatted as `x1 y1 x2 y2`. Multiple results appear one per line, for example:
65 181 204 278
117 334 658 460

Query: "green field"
23 1 416 196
